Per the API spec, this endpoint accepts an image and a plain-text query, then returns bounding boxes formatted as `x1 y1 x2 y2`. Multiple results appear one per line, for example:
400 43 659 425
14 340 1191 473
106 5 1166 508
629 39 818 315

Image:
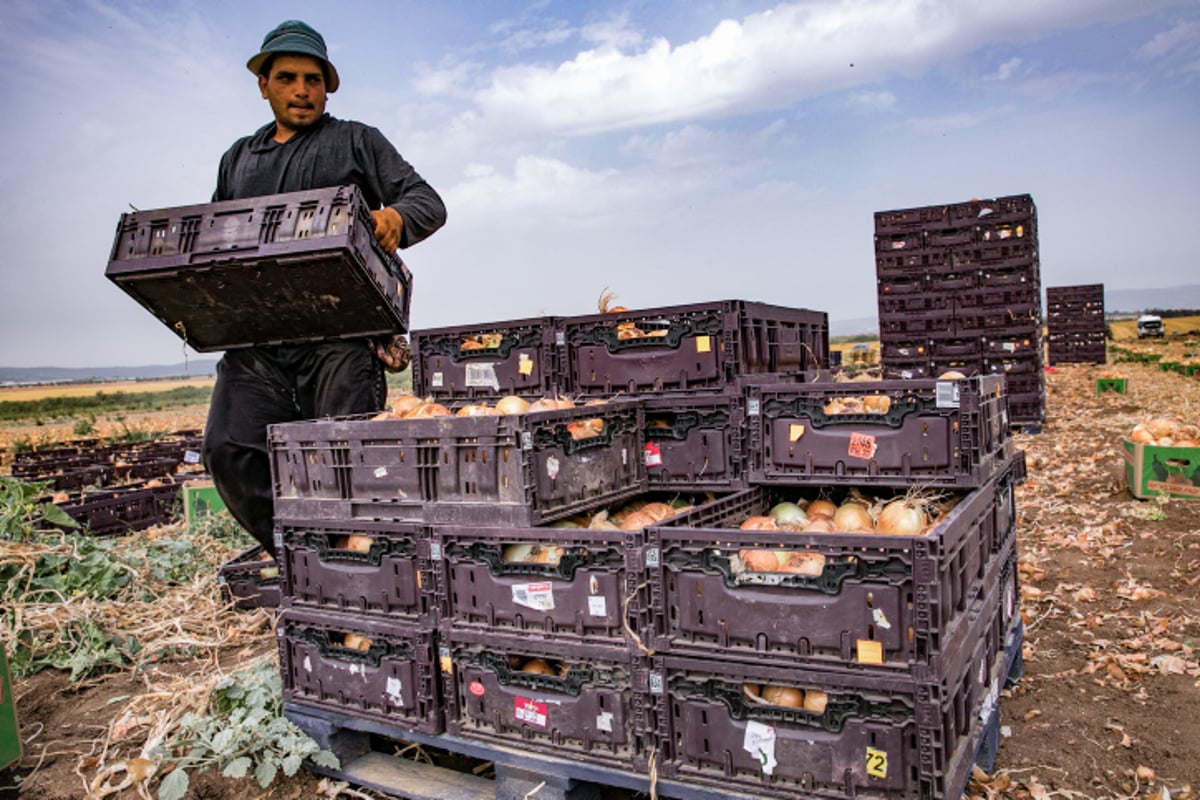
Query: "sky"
1 0 1198 369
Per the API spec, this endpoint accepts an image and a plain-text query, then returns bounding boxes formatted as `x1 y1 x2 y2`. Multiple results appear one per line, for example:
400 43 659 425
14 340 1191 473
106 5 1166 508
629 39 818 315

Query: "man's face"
258 54 327 138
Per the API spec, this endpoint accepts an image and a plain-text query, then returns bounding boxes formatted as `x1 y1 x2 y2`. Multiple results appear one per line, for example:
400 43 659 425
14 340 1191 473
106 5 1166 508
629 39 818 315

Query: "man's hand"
373 334 411 373
372 207 404 252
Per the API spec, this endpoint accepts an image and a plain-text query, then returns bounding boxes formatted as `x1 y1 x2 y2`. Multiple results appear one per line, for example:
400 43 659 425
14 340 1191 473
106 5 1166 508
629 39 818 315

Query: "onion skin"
803 690 828 713
875 499 928 536
520 658 555 675
769 501 809 529
739 549 785 573
740 516 780 531
833 503 875 533
495 395 532 415
806 499 838 519
761 685 804 708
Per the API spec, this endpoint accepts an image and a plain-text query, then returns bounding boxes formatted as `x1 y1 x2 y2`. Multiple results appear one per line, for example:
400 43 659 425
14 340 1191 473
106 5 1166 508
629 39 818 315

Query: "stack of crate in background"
1045 283 1107 365
874 194 1045 428
259 297 1026 800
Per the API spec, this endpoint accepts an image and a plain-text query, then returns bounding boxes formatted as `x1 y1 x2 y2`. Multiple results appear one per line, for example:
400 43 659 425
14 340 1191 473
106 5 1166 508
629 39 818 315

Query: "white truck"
1137 314 1165 338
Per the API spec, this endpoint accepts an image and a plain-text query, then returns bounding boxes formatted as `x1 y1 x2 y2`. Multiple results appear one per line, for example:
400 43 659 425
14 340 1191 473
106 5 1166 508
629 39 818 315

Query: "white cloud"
468 0 1181 137
903 106 1015 134
1138 18 1200 60
581 13 645 49
845 90 898 113
992 57 1025 81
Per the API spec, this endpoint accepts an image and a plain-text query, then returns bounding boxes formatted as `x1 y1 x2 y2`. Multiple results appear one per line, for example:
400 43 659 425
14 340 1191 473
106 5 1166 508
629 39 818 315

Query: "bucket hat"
246 20 339 92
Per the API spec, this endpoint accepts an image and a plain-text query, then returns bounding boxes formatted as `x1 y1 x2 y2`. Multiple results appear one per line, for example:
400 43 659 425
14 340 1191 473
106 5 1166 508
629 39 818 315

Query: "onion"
1147 417 1177 439
619 510 659 531
803 690 828 713
743 683 762 702
495 395 532 415
342 633 372 652
939 370 966 379
639 502 676 522
740 516 779 531
739 549 784 573
769 501 808 529
502 543 537 562
803 517 837 532
1130 424 1155 445
520 658 555 675
863 395 891 414
456 403 498 417
391 394 422 417
833 502 875 533
761 685 804 708
805 499 837 519
405 401 450 418
875 498 928 536
780 551 826 576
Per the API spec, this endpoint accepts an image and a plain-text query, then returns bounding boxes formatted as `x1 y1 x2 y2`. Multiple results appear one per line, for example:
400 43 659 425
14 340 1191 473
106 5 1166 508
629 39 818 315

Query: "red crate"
105 185 413 351
746 375 1012 488
269 399 645 527
411 316 562 401
643 393 748 490
276 518 437 623
561 300 828 396
440 627 644 769
278 607 441 735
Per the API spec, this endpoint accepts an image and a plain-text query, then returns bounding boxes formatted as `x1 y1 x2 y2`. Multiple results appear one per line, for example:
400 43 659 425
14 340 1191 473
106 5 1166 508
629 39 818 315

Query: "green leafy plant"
73 415 98 436
0 476 79 542
154 657 340 800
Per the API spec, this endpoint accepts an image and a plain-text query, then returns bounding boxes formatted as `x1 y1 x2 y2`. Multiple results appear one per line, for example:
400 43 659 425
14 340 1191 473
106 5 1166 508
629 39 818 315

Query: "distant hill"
1103 284 1200 314
0 360 218 386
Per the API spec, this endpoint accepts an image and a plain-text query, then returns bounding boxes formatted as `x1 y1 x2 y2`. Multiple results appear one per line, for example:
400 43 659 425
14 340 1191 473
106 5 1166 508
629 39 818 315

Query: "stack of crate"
265 299 1025 800
1045 284 1106 365
875 194 1045 427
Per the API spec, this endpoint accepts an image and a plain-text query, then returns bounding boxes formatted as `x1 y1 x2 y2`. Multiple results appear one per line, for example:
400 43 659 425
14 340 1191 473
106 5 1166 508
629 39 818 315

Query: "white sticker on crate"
513 582 555 611
588 596 607 617
743 721 778 776
386 676 405 706
935 381 961 409
374 466 388 478
596 711 614 733
872 607 892 630
545 455 560 480
431 372 444 388
465 362 500 390
183 449 201 464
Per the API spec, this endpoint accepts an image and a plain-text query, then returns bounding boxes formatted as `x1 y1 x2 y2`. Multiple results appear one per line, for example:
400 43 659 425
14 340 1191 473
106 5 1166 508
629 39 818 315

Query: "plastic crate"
877 274 927 295
643 628 1004 800
410 316 562 401
47 481 184 536
1096 377 1127 395
269 399 646 527
643 393 748 490
1047 346 1107 366
877 291 952 316
635 462 1020 674
1004 372 1045 397
440 627 643 769
880 361 934 379
875 248 951 276
874 231 925 252
925 226 979 248
105 184 413 351
746 375 1011 488
879 309 955 337
879 340 929 361
928 338 982 358
277 607 441 735
955 285 1040 310
953 307 1040 338
275 518 437 624
983 354 1041 375
977 259 1040 286
927 270 979 292
560 300 828 396
218 544 281 610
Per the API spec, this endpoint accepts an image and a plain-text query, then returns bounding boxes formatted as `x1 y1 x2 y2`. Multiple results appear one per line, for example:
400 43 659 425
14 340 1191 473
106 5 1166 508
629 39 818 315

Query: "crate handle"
645 409 730 442
700 679 911 732
456 542 621 580
568 312 723 353
761 394 930 430
423 328 544 363
476 651 592 696
532 412 635 455
290 625 410 668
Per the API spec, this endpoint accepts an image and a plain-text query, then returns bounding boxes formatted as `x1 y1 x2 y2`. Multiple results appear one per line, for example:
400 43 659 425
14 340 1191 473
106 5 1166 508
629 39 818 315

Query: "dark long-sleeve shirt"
214 113 446 248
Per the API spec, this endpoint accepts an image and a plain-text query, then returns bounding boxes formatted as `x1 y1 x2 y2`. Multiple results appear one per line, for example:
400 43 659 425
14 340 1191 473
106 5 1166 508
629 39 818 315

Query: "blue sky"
1 0 1197 368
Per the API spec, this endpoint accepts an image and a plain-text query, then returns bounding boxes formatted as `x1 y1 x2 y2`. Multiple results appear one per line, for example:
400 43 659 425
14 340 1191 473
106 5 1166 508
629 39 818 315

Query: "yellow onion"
769 501 808 528
740 516 780 531
1146 417 1177 439
803 690 828 713
806 499 838 519
739 549 785 573
833 502 875 533
495 395 532 415
761 685 804 708
875 498 929 536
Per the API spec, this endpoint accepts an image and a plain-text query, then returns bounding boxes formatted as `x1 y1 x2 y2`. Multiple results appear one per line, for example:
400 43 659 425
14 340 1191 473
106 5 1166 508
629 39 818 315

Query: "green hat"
247 20 340 92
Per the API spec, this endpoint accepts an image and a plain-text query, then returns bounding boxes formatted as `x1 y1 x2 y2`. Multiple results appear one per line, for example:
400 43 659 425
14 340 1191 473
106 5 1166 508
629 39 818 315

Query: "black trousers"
202 340 386 556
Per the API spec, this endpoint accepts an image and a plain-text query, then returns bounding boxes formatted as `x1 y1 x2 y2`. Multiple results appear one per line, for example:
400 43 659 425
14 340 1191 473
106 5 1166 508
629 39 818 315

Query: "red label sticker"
469 680 486 697
515 697 548 728
848 432 877 460
644 442 663 467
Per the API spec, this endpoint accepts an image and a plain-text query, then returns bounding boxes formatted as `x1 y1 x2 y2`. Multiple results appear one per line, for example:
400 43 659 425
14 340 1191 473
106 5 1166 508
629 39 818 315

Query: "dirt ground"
2 356 1199 799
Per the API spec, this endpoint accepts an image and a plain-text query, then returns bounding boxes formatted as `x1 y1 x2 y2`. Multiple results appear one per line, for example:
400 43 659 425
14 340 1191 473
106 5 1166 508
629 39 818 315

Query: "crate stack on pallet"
1045 283 1106 365
256 298 1030 800
875 194 1045 428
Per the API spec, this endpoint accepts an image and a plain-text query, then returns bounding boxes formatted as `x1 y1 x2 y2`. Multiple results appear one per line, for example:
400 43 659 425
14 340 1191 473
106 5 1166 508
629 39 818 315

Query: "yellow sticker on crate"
865 746 888 779
856 640 883 665
695 335 712 353
789 424 805 442
518 354 534 376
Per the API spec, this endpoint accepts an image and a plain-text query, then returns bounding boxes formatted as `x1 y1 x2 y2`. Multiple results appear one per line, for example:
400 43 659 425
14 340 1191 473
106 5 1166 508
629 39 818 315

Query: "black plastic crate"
879 339 929 361
929 356 982 378
925 226 979 248
644 627 1004 800
440 627 643 769
977 258 1040 286
878 291 952 316
874 231 925 252
981 334 1039 356
275 518 437 623
1004 372 1045 397
277 607 441 735
954 285 1040 310
410 316 562 401
105 184 413 351
877 274 927 295
875 248 952 276
880 360 934 379
879 309 955 337
269 399 646 527
927 270 979 292
955 241 1038 267
1007 393 1046 426
560 300 828 396
746 375 1011 488
983 355 1041 376
643 393 748 490
635 462 1020 674
1047 346 1107 366
953 306 1040 337
928 338 982 358
218 544 281 610
46 481 184 536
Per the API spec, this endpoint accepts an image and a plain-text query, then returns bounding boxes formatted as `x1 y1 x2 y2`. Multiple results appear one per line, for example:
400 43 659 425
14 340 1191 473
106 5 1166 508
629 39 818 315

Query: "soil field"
2 354 1199 799
0 376 215 403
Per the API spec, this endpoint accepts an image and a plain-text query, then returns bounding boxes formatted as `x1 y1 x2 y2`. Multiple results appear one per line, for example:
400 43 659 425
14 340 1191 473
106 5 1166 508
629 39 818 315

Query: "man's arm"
359 126 447 249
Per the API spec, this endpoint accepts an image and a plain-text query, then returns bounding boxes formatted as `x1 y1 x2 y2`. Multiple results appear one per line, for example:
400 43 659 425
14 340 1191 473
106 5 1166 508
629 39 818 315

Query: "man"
202 20 447 557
